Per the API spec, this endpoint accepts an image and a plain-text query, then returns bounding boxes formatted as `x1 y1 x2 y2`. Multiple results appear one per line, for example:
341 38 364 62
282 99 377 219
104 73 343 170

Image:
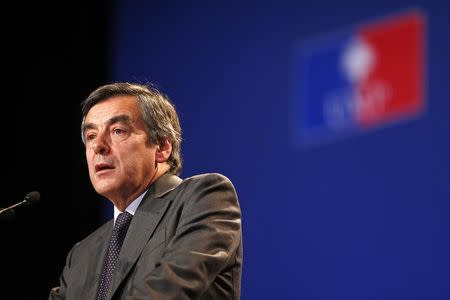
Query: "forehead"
85 96 141 124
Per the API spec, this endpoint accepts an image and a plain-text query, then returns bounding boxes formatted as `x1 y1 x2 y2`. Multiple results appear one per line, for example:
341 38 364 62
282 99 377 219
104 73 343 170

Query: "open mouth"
95 163 115 173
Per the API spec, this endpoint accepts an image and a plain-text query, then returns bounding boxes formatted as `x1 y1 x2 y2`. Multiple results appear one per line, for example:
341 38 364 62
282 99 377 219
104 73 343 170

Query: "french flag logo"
293 9 426 146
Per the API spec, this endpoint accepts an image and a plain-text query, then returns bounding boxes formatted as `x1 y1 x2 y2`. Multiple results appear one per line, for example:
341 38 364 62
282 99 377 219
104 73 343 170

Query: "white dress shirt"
113 190 147 225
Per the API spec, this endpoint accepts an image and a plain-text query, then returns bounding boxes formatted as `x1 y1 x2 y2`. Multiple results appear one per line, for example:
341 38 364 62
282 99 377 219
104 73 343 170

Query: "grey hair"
80 82 183 175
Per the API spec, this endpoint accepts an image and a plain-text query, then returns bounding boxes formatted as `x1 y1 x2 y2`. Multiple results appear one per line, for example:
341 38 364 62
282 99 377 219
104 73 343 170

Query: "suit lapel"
108 174 182 299
85 221 113 299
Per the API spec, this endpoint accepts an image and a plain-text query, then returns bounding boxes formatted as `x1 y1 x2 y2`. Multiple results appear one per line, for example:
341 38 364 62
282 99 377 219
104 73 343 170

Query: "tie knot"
115 211 133 232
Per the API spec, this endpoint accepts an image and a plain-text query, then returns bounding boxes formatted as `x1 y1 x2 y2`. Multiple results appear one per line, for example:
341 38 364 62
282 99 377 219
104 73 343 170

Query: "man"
49 82 242 300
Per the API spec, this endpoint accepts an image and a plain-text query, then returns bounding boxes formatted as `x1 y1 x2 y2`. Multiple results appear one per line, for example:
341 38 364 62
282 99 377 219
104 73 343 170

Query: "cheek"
85 150 98 180
120 148 155 176
122 154 145 173
85 150 94 170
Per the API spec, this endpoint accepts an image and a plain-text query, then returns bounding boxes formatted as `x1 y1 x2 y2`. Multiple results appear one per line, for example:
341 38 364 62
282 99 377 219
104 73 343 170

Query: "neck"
112 163 170 211
149 163 170 186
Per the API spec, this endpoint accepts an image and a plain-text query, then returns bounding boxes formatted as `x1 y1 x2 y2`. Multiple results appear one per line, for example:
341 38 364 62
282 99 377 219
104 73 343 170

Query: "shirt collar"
113 189 147 225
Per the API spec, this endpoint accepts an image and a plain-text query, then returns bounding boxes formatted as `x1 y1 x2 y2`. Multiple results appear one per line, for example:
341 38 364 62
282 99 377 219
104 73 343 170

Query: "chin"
92 180 118 198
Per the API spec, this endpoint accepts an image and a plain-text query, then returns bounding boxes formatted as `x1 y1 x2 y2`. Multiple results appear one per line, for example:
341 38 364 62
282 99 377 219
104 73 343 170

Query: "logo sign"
292 10 426 146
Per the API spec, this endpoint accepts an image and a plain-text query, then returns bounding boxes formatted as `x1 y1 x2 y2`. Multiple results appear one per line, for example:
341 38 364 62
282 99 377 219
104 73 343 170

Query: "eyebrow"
82 114 132 136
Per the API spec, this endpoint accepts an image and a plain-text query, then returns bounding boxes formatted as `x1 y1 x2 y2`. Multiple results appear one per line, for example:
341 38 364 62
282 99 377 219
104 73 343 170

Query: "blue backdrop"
108 1 450 299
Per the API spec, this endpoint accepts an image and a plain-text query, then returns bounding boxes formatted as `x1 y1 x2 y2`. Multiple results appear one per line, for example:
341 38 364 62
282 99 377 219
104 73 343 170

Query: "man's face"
83 96 158 204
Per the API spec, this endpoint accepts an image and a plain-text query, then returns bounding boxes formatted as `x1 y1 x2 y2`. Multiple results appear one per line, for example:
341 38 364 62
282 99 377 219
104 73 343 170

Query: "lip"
95 162 115 174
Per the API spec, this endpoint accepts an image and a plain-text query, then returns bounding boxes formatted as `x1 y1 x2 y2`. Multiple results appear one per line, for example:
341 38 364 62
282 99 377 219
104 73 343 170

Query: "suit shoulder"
176 173 240 205
182 172 233 184
181 173 236 189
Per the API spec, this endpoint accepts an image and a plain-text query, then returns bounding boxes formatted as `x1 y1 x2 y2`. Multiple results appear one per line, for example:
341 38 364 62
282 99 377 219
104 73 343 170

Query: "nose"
91 133 110 155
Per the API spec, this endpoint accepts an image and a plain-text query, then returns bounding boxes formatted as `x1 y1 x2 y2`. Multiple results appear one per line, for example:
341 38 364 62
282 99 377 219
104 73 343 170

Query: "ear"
155 139 172 163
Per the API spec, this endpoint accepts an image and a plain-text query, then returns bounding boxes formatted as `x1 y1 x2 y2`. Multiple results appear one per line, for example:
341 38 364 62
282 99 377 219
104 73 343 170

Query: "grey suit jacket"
49 173 242 300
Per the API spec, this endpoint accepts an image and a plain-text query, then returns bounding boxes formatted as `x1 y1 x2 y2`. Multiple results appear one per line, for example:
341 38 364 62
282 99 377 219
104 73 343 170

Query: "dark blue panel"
111 1 450 299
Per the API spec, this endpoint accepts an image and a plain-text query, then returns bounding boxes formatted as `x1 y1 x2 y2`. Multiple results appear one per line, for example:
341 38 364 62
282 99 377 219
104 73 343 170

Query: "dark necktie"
96 211 133 300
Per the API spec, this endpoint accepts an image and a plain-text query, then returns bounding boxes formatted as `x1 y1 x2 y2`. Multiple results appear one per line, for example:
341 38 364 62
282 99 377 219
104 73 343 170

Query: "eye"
85 132 96 142
113 128 126 135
